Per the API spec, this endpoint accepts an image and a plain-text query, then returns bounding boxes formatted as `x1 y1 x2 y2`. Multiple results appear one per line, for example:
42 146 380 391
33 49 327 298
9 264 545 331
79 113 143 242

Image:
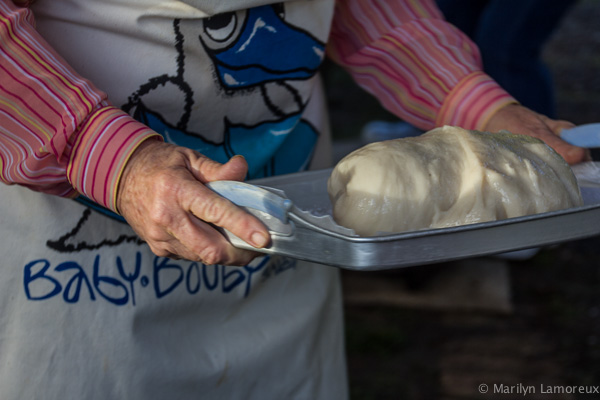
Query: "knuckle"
201 196 230 225
198 246 224 266
154 170 178 189
148 244 171 258
146 175 181 225
155 171 184 199
147 207 172 227
144 225 168 243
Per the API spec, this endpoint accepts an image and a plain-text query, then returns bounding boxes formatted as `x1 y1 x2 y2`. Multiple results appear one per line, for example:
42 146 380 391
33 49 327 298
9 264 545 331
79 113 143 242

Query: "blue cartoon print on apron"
124 4 325 179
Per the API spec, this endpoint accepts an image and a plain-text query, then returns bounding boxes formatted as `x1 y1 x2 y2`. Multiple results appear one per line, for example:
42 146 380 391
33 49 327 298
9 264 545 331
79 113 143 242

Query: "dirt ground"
324 1 600 399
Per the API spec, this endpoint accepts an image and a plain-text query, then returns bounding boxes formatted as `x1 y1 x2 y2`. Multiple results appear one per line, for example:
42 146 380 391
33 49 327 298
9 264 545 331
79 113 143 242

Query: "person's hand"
484 104 590 165
116 140 271 265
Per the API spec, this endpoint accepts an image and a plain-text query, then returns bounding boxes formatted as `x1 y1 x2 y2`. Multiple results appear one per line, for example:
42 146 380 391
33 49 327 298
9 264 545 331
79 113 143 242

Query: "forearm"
327 0 516 130
0 0 160 211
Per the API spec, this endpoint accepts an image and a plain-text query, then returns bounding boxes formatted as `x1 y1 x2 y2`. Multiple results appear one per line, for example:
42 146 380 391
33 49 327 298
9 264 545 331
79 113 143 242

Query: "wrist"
116 138 165 214
436 71 518 130
67 106 162 212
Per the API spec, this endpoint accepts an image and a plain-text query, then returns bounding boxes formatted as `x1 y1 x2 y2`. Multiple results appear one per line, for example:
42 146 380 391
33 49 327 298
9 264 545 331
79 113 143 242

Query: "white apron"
0 1 348 398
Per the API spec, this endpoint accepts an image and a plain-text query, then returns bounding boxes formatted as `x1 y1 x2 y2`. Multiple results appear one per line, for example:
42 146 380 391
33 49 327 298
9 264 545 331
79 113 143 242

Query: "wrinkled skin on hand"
116 140 271 266
484 104 590 165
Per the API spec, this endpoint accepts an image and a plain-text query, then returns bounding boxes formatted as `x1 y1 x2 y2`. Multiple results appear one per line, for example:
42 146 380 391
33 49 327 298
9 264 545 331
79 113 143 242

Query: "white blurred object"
572 162 600 205
496 162 600 261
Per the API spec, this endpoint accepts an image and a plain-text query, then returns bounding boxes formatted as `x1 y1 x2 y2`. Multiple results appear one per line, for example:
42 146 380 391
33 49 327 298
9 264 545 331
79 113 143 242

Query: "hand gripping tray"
207 163 600 271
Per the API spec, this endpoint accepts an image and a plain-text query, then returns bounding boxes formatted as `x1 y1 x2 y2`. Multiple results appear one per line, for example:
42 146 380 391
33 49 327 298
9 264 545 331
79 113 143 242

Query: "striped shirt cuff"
436 71 518 131
67 105 162 213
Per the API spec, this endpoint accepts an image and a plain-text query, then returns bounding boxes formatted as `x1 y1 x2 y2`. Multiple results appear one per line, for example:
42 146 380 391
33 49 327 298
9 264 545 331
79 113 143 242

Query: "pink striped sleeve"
0 1 161 212
328 0 517 131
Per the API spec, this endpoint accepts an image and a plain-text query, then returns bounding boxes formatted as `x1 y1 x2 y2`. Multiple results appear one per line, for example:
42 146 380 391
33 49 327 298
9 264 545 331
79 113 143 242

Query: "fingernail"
250 231 270 248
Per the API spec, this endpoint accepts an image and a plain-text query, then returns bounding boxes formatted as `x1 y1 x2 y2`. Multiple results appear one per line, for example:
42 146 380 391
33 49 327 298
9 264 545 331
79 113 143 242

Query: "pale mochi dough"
328 126 583 236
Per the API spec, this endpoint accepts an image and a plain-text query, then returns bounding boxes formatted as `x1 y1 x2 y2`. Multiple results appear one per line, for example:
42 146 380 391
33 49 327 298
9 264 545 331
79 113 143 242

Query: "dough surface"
327 126 583 236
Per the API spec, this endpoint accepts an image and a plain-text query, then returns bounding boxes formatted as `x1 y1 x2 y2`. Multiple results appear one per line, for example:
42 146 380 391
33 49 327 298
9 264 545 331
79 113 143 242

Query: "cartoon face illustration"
123 3 325 179
199 5 324 89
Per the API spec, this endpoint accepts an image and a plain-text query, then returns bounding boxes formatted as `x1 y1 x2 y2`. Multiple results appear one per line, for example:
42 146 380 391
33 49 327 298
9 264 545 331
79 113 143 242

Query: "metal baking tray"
208 164 600 270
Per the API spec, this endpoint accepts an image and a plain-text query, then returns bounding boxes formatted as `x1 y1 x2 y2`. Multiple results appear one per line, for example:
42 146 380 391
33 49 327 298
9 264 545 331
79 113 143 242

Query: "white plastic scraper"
561 123 600 148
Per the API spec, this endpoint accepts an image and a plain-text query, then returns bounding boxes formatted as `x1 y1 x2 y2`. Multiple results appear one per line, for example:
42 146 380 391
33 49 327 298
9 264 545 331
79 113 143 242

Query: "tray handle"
206 180 294 237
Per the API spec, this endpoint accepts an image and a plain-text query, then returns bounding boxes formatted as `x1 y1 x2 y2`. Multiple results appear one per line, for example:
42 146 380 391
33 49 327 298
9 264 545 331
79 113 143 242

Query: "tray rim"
250 167 600 243
246 167 600 269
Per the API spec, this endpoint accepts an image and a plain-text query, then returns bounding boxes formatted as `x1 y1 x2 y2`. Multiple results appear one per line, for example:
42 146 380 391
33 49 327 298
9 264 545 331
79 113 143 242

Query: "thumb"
193 154 249 183
214 155 249 181
545 118 576 136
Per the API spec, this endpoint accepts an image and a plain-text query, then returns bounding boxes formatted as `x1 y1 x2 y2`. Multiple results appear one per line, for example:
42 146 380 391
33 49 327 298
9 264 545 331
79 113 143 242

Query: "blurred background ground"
323 1 600 399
